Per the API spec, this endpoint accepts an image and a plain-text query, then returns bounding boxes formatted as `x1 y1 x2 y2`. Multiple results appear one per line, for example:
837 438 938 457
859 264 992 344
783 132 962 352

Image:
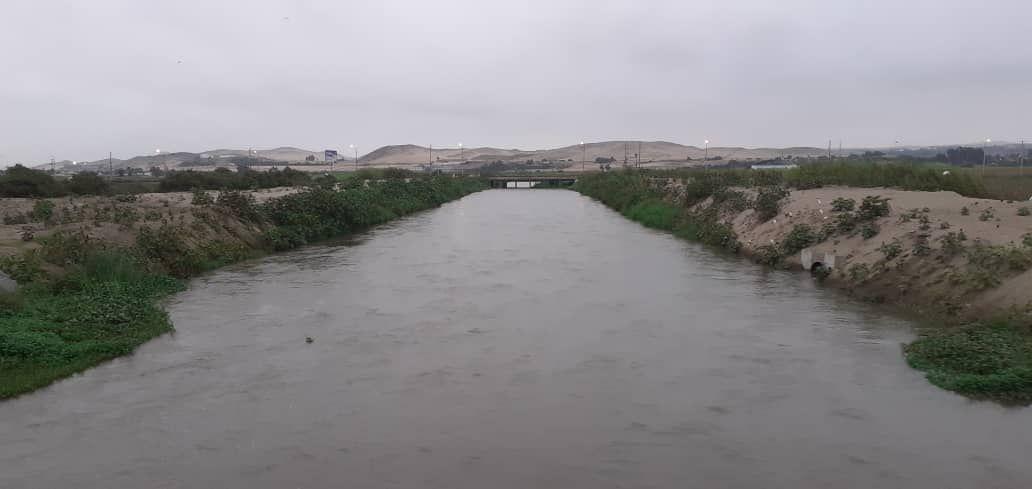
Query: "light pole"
580 141 585 172
350 144 357 171
982 138 991 175
458 142 463 162
704 140 709 163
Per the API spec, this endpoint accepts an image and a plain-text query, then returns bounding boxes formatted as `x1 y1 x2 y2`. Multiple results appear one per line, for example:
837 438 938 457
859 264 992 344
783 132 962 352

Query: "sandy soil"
682 185 1032 319
0 187 299 257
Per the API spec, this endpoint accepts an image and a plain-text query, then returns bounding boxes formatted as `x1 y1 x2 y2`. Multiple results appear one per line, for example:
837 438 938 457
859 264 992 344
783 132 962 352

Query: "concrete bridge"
487 175 577 189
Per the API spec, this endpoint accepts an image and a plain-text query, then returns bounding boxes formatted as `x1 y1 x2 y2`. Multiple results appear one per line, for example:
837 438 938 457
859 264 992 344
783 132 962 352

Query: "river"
2 190 1031 488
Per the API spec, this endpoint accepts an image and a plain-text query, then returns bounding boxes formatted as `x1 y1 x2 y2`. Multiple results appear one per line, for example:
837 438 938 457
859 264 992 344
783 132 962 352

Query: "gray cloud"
1 0 1030 164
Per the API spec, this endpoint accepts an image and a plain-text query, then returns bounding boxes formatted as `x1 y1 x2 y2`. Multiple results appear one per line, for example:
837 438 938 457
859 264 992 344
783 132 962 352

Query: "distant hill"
26 141 893 173
356 141 827 167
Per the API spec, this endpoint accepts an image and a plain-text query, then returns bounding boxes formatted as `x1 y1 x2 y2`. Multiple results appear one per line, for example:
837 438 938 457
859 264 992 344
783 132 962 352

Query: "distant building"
751 163 798 170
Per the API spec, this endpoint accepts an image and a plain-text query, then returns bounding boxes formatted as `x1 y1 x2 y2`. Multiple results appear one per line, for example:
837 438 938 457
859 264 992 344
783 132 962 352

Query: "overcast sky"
2 0 1030 164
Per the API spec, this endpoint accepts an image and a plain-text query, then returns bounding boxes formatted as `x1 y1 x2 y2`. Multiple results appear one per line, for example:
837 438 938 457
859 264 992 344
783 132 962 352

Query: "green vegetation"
654 162 987 197
0 252 182 399
572 171 740 252
754 186 789 221
905 322 1032 403
830 197 855 212
0 176 486 398
158 167 312 192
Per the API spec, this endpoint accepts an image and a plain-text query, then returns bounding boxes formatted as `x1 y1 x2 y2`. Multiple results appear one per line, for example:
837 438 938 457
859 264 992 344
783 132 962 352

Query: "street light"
350 144 357 171
580 141 586 172
982 138 991 175
704 140 710 162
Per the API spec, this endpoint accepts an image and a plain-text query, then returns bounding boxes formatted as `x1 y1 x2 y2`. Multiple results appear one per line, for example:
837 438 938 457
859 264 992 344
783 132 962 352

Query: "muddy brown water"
3 190 1032 488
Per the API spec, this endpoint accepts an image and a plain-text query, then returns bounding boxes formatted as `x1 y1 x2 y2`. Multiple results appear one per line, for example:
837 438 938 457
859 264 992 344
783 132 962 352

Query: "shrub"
860 222 879 239
904 322 1032 402
1018 207 1030 216
755 244 783 266
781 224 817 254
913 233 931 256
754 186 789 221
191 189 214 206
0 165 62 197
65 172 110 195
216 190 260 221
857 195 890 220
30 200 55 224
979 208 995 222
879 239 903 260
939 232 966 256
830 197 855 212
960 206 970 216
847 263 870 282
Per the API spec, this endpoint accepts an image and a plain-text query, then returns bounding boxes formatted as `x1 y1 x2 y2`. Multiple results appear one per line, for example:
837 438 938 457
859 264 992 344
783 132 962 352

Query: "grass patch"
0 252 183 399
905 322 1032 403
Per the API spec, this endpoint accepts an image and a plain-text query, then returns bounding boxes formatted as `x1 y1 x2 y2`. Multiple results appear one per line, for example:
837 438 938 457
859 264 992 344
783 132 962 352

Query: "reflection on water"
2 190 1031 489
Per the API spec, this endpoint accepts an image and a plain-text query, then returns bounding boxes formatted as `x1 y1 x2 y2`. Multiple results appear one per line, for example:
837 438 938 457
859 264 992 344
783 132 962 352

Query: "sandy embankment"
0 187 299 258
683 185 1032 318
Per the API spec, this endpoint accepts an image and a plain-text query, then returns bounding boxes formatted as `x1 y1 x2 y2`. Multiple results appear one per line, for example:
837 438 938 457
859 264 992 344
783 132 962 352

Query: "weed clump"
754 186 789 222
905 322 1032 403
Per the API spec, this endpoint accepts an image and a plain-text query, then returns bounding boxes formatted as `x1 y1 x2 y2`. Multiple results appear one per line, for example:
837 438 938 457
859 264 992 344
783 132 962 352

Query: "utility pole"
109 152 113 175
828 140 832 160
429 144 432 173
982 138 990 175
50 156 55 173
1020 138 1026 177
637 141 642 168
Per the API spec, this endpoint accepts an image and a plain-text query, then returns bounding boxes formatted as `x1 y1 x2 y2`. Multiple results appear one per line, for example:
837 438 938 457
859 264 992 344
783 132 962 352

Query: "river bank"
0 176 487 398
574 168 1032 402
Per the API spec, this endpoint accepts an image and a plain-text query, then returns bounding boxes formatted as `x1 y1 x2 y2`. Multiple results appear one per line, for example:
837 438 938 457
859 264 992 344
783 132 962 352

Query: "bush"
879 239 903 260
0 165 62 197
961 206 970 216
30 200 55 224
904 322 1032 402
857 195 890 220
755 244 783 266
979 208 995 222
65 172 110 195
191 189 214 206
754 186 789 221
216 190 260 221
939 232 967 256
781 224 817 254
159 167 311 192
830 197 855 212
860 223 879 239
1019 207 1030 216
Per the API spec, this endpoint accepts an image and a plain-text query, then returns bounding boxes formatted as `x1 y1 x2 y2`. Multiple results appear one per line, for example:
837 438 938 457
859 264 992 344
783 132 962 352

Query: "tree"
0 164 62 197
65 171 110 195
150 166 165 177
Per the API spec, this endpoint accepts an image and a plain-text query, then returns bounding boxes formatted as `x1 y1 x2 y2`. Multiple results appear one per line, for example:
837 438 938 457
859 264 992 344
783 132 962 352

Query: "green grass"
905 322 1032 403
0 253 183 399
